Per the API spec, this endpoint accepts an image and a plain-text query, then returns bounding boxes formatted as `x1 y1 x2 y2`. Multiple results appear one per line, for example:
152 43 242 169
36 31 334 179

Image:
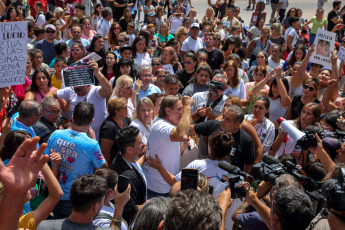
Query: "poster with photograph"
337 46 345 63
310 29 336 68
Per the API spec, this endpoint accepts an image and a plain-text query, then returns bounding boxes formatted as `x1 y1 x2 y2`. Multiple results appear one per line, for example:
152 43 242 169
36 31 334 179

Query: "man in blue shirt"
66 25 90 49
35 24 60 65
11 100 42 138
45 102 106 219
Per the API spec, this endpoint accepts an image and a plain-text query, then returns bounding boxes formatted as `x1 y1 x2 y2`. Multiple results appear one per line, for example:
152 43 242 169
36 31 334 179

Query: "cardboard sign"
62 52 102 87
310 29 336 68
337 46 345 63
0 22 28 87
223 21 231 28
250 12 266 25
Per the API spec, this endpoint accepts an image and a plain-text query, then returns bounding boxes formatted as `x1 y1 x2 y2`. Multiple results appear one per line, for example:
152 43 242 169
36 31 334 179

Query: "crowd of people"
1 0 345 229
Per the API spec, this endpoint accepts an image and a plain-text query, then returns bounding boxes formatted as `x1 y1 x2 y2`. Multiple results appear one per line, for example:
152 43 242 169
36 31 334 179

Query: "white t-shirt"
181 36 204 53
57 86 107 141
284 27 298 49
223 79 246 100
170 16 184 34
135 52 151 66
268 57 285 69
191 92 228 117
143 117 180 193
130 118 151 145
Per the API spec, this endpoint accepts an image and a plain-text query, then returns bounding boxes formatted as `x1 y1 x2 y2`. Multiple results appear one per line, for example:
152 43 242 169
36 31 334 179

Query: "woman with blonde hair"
130 97 155 145
202 7 216 25
111 75 141 119
99 97 131 164
223 60 246 101
270 23 287 54
175 26 188 45
156 22 174 52
160 46 182 73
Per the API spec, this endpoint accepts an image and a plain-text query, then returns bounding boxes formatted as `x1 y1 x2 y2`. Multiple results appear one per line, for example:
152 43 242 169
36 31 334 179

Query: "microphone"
262 155 280 165
218 162 254 180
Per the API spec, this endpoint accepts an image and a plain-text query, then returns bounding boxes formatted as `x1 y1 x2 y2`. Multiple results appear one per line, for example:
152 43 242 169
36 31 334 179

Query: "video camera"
218 162 251 199
251 155 324 201
322 168 345 211
206 81 227 92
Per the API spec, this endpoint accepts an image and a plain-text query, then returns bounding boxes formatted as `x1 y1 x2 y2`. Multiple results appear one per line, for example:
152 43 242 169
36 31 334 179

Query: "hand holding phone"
181 168 198 190
118 175 129 193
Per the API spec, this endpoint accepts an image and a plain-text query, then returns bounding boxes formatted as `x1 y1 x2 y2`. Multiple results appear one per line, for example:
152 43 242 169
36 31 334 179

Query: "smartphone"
70 7 74 17
181 168 198 190
117 175 129 193
208 186 214 195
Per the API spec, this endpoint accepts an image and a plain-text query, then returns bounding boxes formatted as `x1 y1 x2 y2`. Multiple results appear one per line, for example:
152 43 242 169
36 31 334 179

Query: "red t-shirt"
11 77 31 102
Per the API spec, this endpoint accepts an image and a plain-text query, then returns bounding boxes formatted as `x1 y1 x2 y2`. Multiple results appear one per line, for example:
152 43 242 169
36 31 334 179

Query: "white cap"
191 23 200 29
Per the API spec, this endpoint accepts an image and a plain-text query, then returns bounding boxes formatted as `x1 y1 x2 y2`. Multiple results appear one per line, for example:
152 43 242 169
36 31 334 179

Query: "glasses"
114 27 120 30
184 61 192 64
141 74 152 78
118 40 125 43
72 31 81 34
235 10 240 13
44 109 61 115
272 50 280 52
46 30 55 33
71 49 81 52
152 63 161 66
33 56 42 59
303 85 315 91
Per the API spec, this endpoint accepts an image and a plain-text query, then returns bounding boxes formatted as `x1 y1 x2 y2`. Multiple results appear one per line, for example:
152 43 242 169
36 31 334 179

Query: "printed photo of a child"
316 39 330 58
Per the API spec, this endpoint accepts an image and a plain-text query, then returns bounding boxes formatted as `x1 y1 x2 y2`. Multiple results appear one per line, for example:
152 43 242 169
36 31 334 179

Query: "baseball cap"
191 23 200 29
148 11 156 17
45 24 56 31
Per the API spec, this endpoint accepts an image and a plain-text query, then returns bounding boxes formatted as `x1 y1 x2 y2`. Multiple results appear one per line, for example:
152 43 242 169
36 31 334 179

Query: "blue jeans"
52 200 72 219
309 33 316 46
147 189 170 199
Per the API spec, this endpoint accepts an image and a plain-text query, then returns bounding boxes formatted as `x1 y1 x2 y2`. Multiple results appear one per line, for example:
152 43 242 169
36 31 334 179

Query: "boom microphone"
218 162 254 180
262 155 280 165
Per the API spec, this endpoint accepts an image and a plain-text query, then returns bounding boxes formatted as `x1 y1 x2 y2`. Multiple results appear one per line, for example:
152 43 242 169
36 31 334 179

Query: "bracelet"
112 217 122 223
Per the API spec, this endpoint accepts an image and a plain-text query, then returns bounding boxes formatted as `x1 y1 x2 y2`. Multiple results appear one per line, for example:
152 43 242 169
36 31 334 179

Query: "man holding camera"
191 73 228 123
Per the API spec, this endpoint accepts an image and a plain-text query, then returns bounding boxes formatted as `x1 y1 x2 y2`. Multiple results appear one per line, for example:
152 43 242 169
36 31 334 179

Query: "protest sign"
310 29 336 68
223 21 230 28
337 46 345 63
62 52 102 87
0 22 27 87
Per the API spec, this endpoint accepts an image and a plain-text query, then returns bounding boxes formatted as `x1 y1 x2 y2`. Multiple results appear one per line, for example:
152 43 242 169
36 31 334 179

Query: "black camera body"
222 173 249 199
322 168 345 211
296 131 317 150
250 163 285 185
206 81 226 92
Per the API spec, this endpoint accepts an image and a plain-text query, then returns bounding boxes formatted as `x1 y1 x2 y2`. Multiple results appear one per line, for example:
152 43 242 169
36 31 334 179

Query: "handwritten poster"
0 22 28 87
311 29 336 68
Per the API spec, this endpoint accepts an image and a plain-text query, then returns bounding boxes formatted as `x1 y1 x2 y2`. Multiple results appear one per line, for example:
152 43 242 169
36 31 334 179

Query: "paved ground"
183 0 333 26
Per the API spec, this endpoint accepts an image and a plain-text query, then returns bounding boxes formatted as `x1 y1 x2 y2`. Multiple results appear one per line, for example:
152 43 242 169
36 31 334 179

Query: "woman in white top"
270 102 321 161
223 60 246 101
91 3 103 30
167 5 184 35
130 97 154 145
245 96 275 155
252 66 292 129
287 61 304 98
132 35 151 66
111 75 141 119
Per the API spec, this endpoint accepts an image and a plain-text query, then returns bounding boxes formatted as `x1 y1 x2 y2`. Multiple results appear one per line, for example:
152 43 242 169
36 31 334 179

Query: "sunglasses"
71 49 81 52
152 63 161 66
118 40 125 43
184 61 193 64
114 27 120 30
46 30 55 33
303 85 315 91
234 10 240 13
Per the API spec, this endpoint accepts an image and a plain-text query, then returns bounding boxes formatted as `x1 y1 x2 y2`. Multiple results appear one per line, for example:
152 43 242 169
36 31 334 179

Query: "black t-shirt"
176 69 195 92
290 95 320 120
327 10 338 31
99 115 131 162
194 120 255 170
114 0 134 21
203 48 225 70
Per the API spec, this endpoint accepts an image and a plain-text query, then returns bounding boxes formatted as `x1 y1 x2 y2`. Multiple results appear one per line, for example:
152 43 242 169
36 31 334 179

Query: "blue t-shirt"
133 83 162 99
11 112 37 138
35 39 60 65
44 129 105 200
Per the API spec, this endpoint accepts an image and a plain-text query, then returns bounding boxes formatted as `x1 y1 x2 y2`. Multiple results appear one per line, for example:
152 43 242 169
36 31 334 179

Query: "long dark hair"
255 96 270 118
132 35 147 57
6 7 17 21
287 45 306 67
0 130 31 161
29 68 52 93
87 34 106 53
101 51 118 76
113 58 134 87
